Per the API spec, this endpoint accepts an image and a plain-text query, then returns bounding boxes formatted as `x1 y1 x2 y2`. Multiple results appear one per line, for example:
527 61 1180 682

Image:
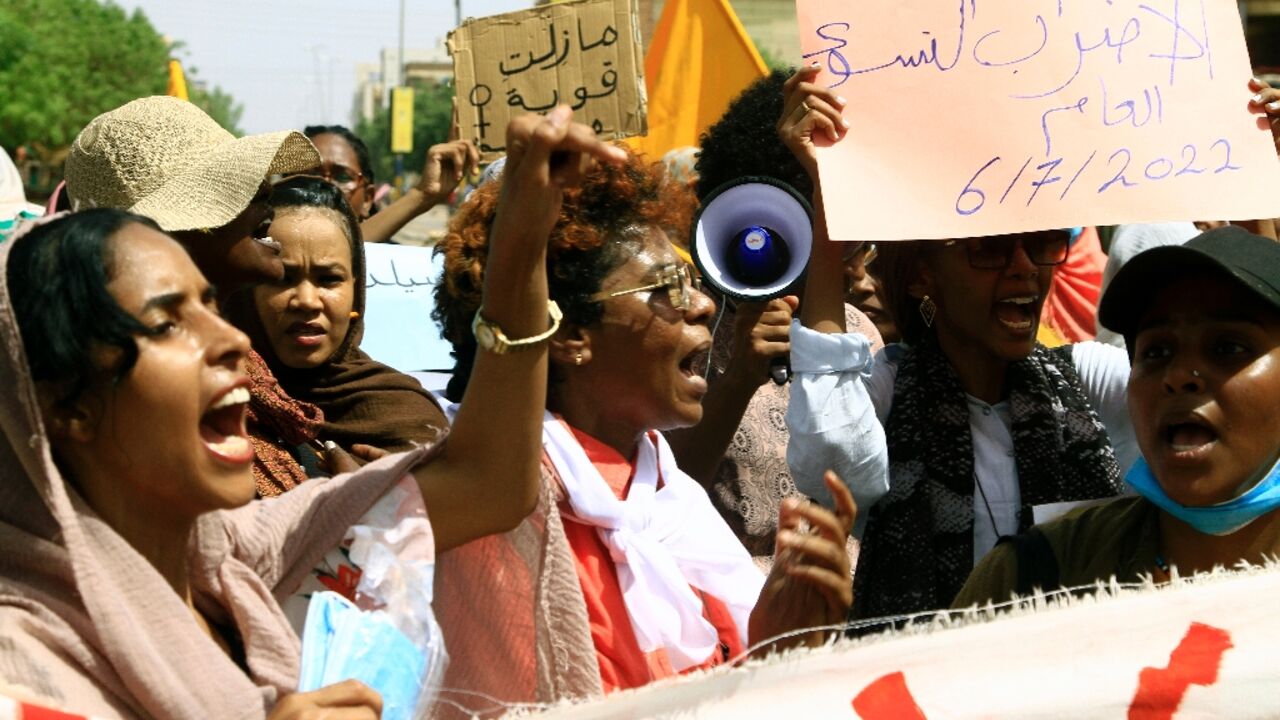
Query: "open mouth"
1163 416 1219 455
677 342 712 398
679 344 711 379
995 295 1038 331
286 321 326 347
253 235 282 253
252 215 281 253
200 385 253 464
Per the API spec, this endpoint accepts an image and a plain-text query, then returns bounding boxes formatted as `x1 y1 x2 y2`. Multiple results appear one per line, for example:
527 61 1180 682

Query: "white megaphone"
691 177 813 384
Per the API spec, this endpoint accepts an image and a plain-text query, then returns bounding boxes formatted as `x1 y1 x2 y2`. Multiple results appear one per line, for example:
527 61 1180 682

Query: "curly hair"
695 69 812 202
432 146 696 401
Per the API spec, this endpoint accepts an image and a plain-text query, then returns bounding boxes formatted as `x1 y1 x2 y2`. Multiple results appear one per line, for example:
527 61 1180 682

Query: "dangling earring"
349 311 361 319
574 351 583 366
919 295 937 328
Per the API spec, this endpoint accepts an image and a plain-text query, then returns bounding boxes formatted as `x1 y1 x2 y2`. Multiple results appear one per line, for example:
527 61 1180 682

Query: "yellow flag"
166 59 189 101
626 0 768 159
391 87 415 154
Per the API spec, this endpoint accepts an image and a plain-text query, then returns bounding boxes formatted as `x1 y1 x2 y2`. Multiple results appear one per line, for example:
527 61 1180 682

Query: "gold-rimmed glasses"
591 263 702 311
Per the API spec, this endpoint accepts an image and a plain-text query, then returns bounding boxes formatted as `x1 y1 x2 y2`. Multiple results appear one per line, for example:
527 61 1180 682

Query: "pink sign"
796 0 1280 240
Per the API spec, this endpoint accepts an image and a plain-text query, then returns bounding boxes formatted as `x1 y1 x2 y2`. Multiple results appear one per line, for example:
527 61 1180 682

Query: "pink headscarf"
0 221 434 718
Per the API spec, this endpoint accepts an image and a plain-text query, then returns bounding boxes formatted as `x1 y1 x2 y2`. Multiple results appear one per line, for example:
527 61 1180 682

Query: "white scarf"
542 413 765 671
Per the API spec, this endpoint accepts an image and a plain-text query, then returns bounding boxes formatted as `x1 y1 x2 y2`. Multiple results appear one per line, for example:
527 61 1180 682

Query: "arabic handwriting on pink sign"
795 0 1280 240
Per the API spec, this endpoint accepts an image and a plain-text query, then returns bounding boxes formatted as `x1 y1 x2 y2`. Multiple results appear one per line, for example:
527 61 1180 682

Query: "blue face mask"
1125 455 1280 536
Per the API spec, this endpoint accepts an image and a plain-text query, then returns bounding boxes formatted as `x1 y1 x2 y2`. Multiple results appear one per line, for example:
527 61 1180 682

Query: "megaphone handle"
769 356 790 385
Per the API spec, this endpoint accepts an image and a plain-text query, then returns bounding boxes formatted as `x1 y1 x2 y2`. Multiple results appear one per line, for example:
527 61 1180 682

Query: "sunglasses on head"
943 231 1070 270
591 263 703 311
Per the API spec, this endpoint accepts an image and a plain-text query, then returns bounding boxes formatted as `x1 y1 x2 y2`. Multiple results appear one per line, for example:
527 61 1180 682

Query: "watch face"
476 324 496 348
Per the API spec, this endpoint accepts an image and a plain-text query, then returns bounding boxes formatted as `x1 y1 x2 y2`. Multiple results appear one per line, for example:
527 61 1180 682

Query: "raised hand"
417 139 481 205
489 106 628 257
1248 77 1280 158
778 64 850 182
748 471 857 655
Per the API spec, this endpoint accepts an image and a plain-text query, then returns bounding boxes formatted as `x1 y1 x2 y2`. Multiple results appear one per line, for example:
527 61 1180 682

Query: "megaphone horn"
691 176 813 303
691 177 813 384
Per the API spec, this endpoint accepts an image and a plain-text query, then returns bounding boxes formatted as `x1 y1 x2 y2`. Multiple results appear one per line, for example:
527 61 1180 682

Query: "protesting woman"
0 109 619 718
431 140 860 715
778 65 1136 619
955 228 1280 604
229 175 448 457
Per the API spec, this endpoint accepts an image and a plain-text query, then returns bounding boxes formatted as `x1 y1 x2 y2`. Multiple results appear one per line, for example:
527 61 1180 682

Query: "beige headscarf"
0 221 434 718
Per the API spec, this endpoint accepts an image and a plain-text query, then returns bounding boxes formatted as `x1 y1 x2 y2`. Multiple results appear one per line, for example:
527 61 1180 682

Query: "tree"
356 80 456 184
0 0 246 193
0 0 169 154
190 81 245 137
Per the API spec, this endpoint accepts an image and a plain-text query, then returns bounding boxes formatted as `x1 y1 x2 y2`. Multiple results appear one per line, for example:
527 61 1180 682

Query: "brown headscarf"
245 349 324 496
229 179 447 457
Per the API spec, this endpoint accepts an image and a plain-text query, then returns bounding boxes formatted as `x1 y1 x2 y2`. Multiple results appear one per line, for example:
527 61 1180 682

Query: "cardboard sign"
795 0 1280 240
448 0 647 161
538 568 1280 719
360 243 455 373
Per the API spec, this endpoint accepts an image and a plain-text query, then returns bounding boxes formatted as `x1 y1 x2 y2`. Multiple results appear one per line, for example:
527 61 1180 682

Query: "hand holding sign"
795 0 1280 240
777 64 849 181
1249 76 1280 158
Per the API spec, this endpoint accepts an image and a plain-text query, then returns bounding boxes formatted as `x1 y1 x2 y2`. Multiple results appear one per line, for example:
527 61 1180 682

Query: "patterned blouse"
706 303 883 562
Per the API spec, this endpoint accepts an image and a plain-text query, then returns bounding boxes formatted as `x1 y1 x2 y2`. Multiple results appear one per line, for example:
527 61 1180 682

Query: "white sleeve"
1071 341 1139 476
785 321 890 537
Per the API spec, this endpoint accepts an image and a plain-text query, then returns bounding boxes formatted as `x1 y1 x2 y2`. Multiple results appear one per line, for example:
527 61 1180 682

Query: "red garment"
558 424 745 693
1041 228 1107 343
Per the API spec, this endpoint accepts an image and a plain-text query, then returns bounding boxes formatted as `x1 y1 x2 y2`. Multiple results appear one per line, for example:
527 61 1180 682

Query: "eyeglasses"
315 163 366 192
842 242 878 266
591 263 703 311
943 232 1069 270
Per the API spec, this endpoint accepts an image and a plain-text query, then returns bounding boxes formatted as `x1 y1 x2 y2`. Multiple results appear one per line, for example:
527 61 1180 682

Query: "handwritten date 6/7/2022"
954 137 1242 217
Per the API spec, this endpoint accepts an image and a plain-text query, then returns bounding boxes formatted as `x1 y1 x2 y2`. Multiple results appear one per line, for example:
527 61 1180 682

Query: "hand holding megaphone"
726 295 799 388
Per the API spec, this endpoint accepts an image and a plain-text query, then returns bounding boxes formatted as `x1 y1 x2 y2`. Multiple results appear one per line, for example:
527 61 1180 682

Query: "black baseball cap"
1098 225 1280 349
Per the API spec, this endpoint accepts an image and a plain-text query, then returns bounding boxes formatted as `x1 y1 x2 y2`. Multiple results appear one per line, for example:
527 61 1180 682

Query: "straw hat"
65 96 321 232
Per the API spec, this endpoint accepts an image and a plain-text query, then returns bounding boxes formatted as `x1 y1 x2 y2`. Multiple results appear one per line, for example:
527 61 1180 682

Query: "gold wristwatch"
472 300 563 354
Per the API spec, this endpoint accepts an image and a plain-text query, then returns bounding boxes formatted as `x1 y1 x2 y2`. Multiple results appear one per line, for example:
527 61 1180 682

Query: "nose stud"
1191 369 1201 378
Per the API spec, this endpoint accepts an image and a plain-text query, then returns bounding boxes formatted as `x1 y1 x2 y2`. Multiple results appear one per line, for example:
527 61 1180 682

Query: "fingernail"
548 105 570 128
323 440 338 452
1268 101 1280 111
809 61 820 68
841 118 851 129
836 96 847 106
1253 93 1264 104
777 530 795 545
607 145 628 160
